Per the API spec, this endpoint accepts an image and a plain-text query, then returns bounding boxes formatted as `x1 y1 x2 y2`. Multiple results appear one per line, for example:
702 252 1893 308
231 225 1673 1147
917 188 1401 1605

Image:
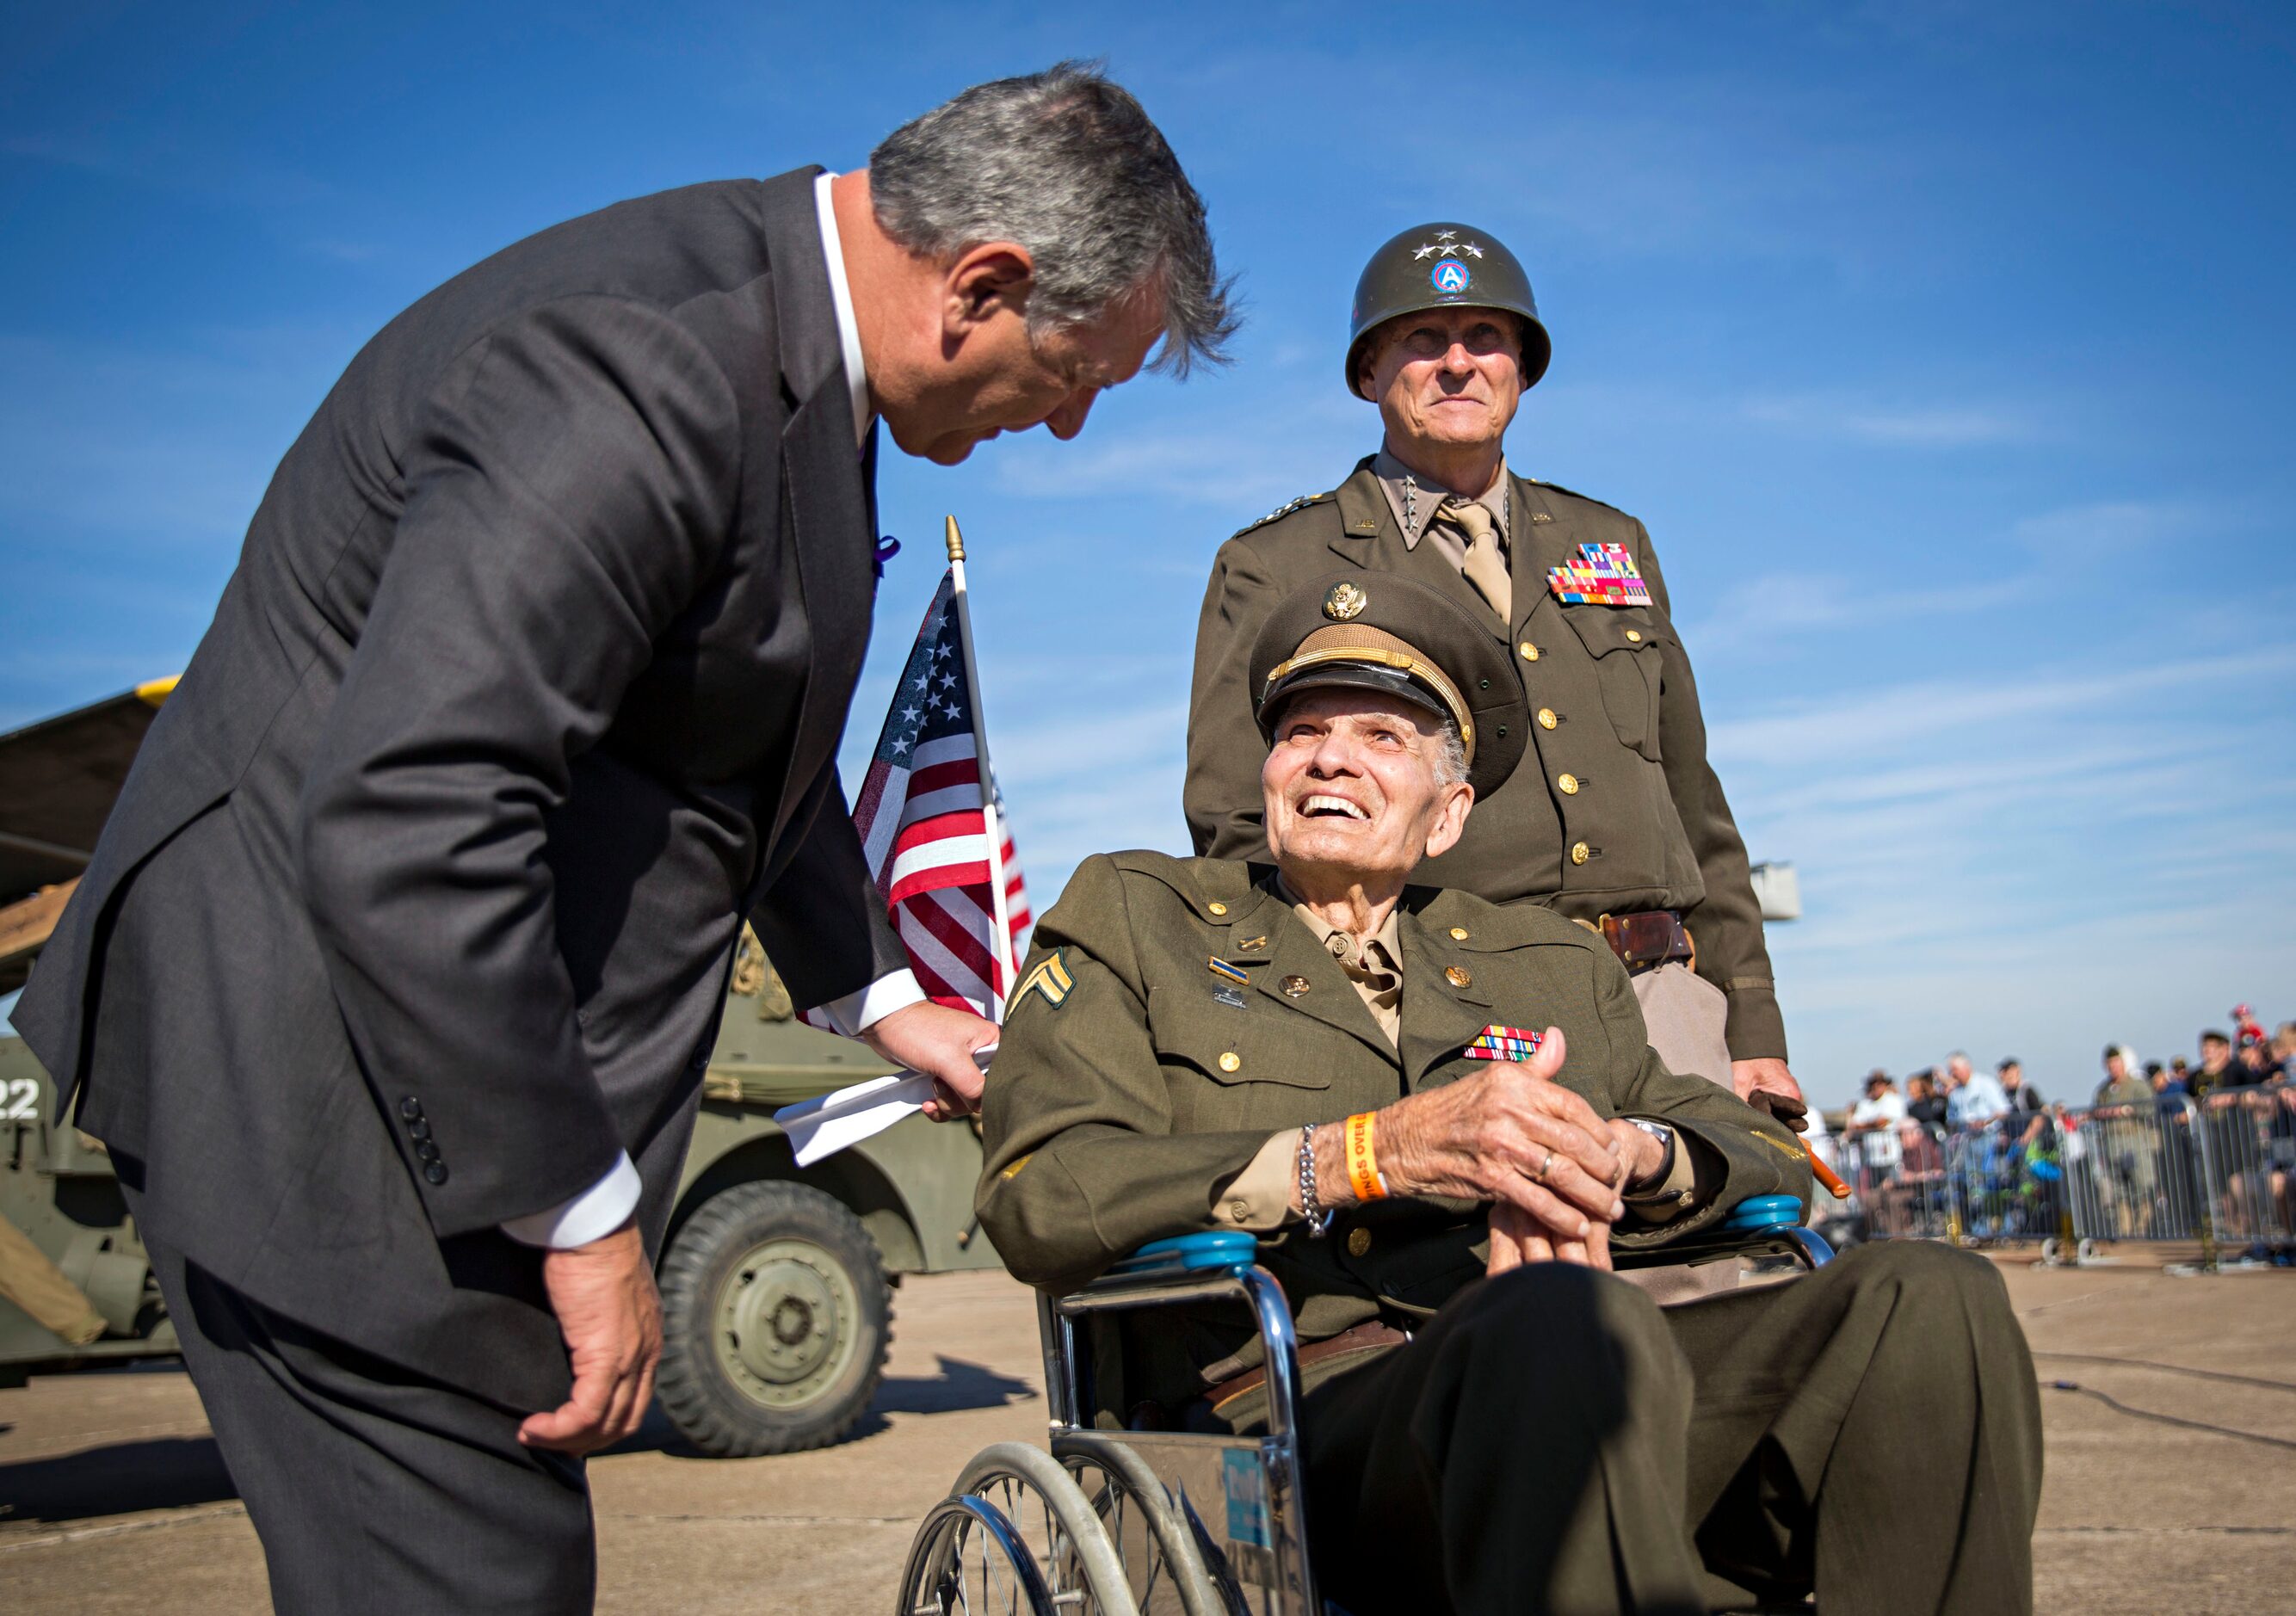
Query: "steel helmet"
1345 222 1551 399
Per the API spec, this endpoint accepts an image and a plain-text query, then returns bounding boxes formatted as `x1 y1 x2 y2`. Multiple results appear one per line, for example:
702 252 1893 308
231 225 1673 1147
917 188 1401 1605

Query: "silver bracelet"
1297 1123 1335 1237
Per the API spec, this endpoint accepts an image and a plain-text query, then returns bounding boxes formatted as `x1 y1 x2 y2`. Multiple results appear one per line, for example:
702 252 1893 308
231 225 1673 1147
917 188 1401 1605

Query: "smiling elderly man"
982 577 2040 1615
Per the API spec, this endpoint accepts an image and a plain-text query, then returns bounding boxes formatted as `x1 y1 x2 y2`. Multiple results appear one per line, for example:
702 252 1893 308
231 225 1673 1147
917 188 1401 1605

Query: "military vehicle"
0 682 1001 1456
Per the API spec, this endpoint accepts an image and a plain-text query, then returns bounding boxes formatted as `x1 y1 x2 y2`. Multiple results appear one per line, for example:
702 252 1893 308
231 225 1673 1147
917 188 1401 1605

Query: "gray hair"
1431 719 1468 788
869 61 1237 376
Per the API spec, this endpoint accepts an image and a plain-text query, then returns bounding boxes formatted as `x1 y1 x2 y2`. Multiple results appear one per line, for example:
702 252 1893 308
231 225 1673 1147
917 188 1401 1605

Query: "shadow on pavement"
873 1354 1037 1416
602 1354 1038 1459
0 1435 238 1524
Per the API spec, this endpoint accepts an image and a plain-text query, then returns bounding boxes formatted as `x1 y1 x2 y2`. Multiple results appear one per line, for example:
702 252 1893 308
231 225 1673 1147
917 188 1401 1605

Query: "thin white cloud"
2009 498 2213 553
1739 392 2039 446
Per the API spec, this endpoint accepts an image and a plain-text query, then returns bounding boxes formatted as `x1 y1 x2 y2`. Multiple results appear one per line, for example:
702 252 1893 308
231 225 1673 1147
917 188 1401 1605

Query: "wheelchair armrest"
1084 1229 1262 1290
1610 1193 1835 1271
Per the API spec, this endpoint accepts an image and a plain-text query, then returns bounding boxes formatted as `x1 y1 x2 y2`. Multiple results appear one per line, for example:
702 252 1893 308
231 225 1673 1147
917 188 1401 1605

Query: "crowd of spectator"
1826 1015 2296 1259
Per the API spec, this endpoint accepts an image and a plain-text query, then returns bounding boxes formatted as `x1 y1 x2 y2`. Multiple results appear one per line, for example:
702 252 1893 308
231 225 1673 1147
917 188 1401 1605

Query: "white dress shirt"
503 169 923 1249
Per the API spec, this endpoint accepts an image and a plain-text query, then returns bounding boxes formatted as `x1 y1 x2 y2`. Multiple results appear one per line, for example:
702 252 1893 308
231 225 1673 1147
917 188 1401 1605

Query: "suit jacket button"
408 1118 431 1142
398 1097 423 1121
416 1140 440 1163
1345 1227 1372 1258
423 1162 448 1186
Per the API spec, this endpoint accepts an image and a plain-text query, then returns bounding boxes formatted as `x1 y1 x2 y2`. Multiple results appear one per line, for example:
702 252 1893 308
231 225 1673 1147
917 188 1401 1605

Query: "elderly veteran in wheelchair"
974 575 2042 1615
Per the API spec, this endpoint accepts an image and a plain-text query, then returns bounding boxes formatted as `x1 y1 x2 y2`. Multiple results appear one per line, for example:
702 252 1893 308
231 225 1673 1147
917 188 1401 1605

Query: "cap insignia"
1322 581 1367 621
1431 259 1471 295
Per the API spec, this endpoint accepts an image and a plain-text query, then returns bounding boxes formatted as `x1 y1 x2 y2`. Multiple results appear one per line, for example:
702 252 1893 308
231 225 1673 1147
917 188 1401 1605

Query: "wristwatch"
1622 1118 1676 1195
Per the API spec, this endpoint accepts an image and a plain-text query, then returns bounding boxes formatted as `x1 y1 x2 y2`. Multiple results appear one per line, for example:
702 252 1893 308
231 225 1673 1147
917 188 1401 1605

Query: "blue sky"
4 3 2292 1104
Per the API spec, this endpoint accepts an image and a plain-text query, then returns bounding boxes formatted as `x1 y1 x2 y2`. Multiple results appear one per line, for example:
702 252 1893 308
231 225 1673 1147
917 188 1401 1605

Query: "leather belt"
1584 910 1694 974
1202 1321 1409 1416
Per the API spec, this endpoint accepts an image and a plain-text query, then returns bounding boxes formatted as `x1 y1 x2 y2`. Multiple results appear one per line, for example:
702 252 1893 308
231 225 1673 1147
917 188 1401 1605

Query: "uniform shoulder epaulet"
1108 851 1256 917
1230 490 1335 540
1523 477 1636 522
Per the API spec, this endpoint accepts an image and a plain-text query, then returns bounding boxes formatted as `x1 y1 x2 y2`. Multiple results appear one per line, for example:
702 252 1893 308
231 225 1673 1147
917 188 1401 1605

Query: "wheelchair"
896 1194 1833 1615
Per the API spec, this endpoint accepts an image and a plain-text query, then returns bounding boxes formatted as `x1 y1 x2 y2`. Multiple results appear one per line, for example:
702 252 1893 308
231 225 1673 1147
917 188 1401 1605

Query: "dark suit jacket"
14 169 904 1409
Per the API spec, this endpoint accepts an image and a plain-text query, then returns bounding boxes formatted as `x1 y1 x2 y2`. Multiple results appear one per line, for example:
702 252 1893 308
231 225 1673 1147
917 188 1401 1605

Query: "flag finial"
944 515 965 563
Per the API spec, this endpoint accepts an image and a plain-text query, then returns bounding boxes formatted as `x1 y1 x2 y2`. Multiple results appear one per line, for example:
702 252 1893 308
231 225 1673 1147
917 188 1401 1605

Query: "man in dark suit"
13 63 1231 1612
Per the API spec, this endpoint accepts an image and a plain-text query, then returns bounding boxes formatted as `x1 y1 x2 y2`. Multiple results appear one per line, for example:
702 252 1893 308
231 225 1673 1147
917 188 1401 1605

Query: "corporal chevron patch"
1015 949 1075 1012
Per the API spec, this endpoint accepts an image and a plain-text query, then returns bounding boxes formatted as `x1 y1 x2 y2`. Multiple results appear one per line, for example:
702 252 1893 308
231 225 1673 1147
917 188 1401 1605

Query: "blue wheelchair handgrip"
1718 1193 1805 1233
1111 1230 1259 1275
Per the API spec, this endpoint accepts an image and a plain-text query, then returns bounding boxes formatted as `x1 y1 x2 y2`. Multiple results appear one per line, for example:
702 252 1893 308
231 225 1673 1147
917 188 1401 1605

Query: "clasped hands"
1308 1027 1666 1277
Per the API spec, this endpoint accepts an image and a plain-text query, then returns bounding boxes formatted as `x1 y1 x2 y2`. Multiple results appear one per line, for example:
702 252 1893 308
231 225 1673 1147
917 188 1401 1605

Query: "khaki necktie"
1440 496 1511 622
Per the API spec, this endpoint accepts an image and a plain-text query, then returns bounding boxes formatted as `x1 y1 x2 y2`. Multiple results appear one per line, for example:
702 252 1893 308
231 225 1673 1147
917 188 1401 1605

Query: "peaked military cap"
1347 221 1552 399
1248 572 1526 798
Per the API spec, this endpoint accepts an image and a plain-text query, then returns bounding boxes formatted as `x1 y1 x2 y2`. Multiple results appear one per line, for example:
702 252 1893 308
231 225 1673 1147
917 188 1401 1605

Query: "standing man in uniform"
15 65 1231 1612
1188 223 1801 1127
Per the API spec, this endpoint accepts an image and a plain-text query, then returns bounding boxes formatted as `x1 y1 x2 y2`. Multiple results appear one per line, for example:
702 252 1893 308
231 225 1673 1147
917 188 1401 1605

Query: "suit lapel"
1397 910 1499 1093
1233 888 1397 1064
1326 460 1386 571
756 167 877 860
1510 474 1583 644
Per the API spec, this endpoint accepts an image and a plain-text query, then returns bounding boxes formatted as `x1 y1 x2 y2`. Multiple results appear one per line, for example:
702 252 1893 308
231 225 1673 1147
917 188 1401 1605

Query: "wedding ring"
1534 1149 1555 1185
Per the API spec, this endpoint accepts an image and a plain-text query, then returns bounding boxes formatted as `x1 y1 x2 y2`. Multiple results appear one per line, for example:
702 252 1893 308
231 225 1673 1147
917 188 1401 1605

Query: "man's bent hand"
1731 1058 1810 1132
519 1222 663 1456
862 1000 999 1120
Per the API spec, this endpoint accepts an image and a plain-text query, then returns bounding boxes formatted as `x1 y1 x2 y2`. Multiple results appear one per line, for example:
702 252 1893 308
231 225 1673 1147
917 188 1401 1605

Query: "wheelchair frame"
901 1195 1831 1616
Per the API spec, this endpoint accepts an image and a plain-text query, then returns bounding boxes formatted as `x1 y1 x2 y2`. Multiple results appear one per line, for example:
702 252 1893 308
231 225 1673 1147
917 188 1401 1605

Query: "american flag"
816 571 1030 1021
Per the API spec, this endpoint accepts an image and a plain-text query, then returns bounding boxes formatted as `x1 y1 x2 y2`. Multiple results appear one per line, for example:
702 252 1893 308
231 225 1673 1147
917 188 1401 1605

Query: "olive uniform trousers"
1292 1242 2041 1616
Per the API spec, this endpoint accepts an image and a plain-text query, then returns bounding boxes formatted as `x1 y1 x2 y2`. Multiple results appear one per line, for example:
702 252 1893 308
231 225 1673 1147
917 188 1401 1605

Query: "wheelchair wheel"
1054 1431 1228 1616
952 1441 1135 1613
897 1493 1058 1615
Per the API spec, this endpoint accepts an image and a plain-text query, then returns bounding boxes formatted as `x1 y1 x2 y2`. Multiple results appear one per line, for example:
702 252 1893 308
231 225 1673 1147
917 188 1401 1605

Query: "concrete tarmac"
1 1255 2290 1613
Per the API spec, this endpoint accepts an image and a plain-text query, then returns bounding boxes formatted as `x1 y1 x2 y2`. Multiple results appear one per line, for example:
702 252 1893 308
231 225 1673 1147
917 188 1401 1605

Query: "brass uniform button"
1571 841 1590 866
1625 629 1642 643
1208 902 1228 916
1346 1227 1372 1257
1536 707 1558 730
1281 975 1312 997
1517 641 1540 663
1448 927 1469 941
1558 773 1579 795
1445 965 1472 988
1218 1052 1242 1072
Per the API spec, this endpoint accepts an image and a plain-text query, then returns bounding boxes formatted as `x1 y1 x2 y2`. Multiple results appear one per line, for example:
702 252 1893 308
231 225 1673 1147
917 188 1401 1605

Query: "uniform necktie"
1440 496 1511 622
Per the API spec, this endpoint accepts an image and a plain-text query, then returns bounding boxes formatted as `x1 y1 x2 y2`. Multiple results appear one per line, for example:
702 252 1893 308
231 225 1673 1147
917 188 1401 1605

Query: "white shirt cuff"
821 969 927 1036
501 1151 643 1249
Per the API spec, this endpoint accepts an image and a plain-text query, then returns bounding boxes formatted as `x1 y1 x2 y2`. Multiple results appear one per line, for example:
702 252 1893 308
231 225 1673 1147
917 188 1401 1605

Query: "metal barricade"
1941 1111 2071 1249
2192 1080 2296 1259
1839 1085 2296 1270
1836 1122 1953 1243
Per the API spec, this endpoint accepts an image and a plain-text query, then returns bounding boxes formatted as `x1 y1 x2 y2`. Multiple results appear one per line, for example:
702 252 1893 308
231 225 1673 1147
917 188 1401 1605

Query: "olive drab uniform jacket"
1186 461 1787 1062
976 852 1811 1416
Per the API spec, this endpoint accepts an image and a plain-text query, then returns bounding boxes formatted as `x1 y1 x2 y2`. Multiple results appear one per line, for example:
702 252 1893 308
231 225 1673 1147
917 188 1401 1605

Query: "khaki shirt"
1185 460 1787 1061
1371 447 1511 568
976 853 1811 1409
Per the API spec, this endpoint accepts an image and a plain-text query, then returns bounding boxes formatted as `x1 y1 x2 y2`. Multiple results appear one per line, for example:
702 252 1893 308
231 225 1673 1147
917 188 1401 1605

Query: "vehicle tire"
656 1180 890 1457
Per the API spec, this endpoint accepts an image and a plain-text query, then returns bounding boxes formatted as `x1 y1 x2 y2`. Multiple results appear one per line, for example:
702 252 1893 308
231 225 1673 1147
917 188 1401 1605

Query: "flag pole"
945 515 1017 1010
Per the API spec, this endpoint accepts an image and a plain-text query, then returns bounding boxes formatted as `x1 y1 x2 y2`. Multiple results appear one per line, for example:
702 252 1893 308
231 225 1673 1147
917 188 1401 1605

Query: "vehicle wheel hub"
714 1237 861 1409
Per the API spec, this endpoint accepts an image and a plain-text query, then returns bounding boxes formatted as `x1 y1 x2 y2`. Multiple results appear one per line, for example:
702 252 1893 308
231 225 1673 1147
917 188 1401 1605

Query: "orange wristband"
1344 1112 1387 1202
